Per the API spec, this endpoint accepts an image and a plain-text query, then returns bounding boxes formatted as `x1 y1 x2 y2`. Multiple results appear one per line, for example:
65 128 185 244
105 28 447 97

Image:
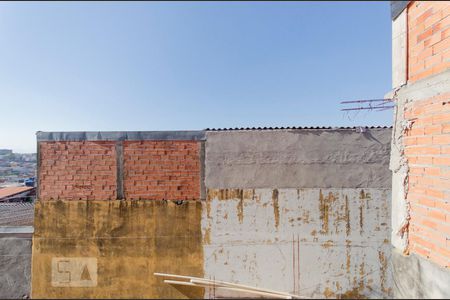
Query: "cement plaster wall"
203 129 393 298
392 249 450 299
205 129 392 189
202 188 392 298
31 200 204 299
0 237 32 299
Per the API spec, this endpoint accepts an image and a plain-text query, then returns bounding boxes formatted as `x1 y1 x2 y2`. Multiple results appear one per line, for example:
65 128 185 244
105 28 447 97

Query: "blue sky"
0 1 392 153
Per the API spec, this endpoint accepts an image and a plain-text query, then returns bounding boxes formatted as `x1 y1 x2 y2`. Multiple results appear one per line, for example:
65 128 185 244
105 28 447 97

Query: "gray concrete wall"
392 9 407 89
0 236 32 299
205 129 392 189
202 188 392 298
392 249 450 299
203 128 393 298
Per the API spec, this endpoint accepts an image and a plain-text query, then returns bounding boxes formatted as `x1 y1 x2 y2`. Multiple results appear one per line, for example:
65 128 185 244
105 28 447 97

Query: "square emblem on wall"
51 257 98 287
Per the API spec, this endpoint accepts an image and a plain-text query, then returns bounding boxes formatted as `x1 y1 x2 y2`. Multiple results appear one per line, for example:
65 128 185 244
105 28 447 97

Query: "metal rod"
340 98 392 104
341 106 395 111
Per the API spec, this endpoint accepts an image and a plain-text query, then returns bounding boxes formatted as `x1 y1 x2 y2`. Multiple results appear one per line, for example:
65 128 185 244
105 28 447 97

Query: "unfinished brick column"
389 1 450 298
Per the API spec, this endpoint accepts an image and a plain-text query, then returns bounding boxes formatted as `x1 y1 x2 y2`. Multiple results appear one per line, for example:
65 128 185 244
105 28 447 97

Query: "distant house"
0 186 35 202
0 149 12 155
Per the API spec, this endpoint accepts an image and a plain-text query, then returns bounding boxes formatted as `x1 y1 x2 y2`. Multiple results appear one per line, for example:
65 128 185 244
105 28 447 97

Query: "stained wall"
203 129 393 298
32 128 393 299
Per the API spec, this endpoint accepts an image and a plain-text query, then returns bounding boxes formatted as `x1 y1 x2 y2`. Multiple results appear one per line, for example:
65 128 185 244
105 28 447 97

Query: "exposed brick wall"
123 141 201 200
402 1 450 269
39 141 117 200
39 140 202 201
407 1 450 83
403 92 450 267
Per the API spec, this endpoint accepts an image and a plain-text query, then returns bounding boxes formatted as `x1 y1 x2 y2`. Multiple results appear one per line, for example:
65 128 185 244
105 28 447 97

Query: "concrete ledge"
0 226 34 238
36 130 206 142
398 68 450 100
0 226 34 234
392 248 450 299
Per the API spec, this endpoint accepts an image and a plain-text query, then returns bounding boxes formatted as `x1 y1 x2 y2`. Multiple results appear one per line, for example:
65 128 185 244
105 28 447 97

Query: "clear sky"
0 1 392 153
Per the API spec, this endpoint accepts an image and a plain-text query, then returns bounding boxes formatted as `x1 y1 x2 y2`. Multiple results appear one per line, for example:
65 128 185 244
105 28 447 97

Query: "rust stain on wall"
203 227 211 245
346 240 352 274
323 286 367 299
337 287 368 299
207 188 253 201
322 240 334 249
272 189 280 229
345 196 351 236
237 189 244 224
378 250 390 295
359 190 366 234
319 190 337 234
31 200 204 299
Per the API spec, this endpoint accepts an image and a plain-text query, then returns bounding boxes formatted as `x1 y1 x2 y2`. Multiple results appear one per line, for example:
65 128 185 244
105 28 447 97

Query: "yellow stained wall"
31 200 204 299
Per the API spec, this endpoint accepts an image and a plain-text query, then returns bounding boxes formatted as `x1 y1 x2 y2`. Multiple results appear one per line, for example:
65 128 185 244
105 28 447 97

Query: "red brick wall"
403 1 450 268
408 1 450 82
38 140 201 201
123 141 200 200
39 141 117 200
404 92 450 267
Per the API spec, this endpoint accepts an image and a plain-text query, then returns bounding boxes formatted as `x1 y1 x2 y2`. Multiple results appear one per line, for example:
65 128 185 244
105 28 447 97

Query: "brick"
424 9 444 29
416 156 434 164
436 200 450 212
407 126 425 136
442 27 450 40
433 134 450 144
424 125 442 134
123 140 201 200
441 146 450 154
421 218 438 230
426 187 444 198
418 196 436 207
417 27 434 43
39 141 117 200
433 37 450 55
415 8 434 26
425 53 443 68
429 251 450 267
413 244 431 258
405 146 441 155
417 136 433 145
428 209 447 222
412 234 435 251
434 157 450 166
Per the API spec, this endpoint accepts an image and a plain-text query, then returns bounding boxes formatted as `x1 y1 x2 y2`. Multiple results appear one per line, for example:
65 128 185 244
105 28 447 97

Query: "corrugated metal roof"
0 186 35 200
205 126 392 131
0 202 34 226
